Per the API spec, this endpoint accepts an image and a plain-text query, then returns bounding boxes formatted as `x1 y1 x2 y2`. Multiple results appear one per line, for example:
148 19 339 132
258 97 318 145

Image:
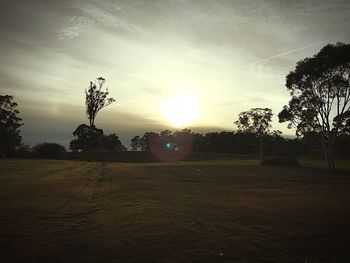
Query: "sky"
1 0 350 148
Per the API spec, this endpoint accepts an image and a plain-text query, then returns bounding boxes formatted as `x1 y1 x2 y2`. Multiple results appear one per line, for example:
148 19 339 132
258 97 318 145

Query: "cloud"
59 16 95 40
1 0 349 145
59 0 148 40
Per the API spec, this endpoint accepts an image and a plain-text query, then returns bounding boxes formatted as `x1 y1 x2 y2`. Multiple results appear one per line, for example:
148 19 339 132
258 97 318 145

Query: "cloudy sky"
1 0 349 148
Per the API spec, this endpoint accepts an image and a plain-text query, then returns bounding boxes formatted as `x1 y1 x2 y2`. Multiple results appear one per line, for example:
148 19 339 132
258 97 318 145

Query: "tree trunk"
321 132 336 172
322 134 336 173
89 118 94 127
320 133 328 163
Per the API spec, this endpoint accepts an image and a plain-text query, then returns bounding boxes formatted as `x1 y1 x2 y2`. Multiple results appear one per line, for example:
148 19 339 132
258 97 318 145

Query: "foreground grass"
0 159 350 262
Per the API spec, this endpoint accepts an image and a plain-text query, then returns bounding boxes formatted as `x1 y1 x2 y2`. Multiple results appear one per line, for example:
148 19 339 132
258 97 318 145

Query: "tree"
85 77 115 127
130 136 141 151
235 108 273 159
279 42 350 172
70 124 104 151
174 129 192 152
102 133 126 151
139 132 158 151
114 143 127 152
33 142 66 159
70 124 126 152
192 132 205 152
0 95 23 156
159 130 174 150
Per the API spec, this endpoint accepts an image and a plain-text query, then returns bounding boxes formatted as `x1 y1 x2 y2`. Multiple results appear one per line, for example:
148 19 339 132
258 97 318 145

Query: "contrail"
116 35 346 107
244 35 344 67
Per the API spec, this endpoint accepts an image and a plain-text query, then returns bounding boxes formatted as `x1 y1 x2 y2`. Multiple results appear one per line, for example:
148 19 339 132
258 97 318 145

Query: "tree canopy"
0 95 23 156
70 124 126 152
70 124 104 151
235 108 273 159
235 108 273 135
130 135 141 151
279 42 350 171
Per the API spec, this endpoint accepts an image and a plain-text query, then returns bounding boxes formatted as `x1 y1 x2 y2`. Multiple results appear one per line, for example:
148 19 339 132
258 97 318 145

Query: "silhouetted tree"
192 132 205 152
115 143 128 152
0 95 23 156
134 130 192 153
139 132 158 151
235 108 273 159
12 143 34 158
279 42 350 172
130 135 141 151
33 142 66 159
85 77 115 127
159 130 174 150
102 133 126 151
70 124 126 152
174 129 192 151
70 124 104 151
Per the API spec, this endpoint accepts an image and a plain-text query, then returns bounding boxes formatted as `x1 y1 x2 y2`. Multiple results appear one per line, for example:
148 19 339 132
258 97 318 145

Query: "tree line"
129 129 350 158
0 42 349 171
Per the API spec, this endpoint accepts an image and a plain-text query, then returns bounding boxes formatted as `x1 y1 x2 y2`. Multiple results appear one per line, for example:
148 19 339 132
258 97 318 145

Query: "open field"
0 159 350 262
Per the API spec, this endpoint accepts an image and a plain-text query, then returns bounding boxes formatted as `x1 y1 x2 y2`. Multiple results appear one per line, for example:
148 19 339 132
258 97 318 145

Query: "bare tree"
85 77 115 127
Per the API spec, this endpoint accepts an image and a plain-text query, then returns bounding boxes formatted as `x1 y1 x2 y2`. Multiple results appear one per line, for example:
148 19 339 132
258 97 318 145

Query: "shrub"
13 144 35 158
33 142 67 159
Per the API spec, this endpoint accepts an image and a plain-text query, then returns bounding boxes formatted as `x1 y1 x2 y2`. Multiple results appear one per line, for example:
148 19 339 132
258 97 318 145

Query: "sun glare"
160 92 199 127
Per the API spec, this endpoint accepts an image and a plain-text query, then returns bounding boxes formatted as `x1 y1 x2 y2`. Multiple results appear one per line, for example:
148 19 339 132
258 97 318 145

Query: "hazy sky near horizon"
1 0 350 147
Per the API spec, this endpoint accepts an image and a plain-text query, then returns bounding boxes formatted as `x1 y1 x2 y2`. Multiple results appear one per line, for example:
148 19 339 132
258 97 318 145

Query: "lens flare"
147 132 193 162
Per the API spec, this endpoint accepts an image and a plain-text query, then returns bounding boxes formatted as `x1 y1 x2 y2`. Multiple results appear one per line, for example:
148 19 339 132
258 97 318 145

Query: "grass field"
1 159 350 262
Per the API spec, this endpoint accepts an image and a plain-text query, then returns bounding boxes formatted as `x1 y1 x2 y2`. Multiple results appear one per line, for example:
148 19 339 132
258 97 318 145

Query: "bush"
261 156 299 166
14 144 35 158
33 142 67 159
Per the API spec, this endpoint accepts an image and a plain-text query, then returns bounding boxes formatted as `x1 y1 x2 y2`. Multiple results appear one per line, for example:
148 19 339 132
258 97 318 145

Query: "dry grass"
0 159 350 262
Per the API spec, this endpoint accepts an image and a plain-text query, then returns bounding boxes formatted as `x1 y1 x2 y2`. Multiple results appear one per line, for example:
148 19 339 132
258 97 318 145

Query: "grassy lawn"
0 159 350 262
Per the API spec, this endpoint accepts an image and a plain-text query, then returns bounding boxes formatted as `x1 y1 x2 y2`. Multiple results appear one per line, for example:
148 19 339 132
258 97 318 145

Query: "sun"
160 92 199 127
